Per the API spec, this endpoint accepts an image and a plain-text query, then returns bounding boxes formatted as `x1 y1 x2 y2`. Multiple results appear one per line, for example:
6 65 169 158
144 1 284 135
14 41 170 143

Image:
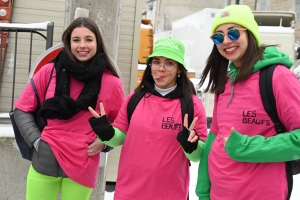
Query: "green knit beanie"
211 4 260 46
146 38 187 70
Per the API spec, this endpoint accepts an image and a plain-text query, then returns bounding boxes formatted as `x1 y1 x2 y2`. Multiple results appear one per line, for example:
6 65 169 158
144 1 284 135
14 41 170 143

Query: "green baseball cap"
146 38 187 70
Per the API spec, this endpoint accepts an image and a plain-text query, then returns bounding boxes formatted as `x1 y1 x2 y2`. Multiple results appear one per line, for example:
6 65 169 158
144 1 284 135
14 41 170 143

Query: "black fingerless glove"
177 126 198 154
88 115 115 141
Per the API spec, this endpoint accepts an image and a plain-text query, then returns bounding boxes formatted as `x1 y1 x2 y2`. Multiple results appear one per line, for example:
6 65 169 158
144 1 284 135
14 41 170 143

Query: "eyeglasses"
210 28 247 45
150 60 177 71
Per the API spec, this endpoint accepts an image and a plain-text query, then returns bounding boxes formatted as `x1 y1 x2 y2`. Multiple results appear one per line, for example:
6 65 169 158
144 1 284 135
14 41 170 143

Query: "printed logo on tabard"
242 110 271 126
155 41 179 50
161 116 182 131
220 10 230 18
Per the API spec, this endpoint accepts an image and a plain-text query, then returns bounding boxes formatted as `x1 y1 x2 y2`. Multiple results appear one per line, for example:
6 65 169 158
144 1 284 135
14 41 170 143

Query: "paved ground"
0 137 105 200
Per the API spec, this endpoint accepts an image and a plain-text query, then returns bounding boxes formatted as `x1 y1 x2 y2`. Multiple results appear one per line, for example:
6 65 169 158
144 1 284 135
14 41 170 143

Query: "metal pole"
0 29 3 75
46 22 54 50
28 31 33 74
99 152 108 200
11 31 18 110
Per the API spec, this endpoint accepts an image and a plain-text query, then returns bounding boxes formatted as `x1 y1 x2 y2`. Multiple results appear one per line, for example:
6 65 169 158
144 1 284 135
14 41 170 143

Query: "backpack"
259 64 299 200
9 66 54 161
126 89 194 127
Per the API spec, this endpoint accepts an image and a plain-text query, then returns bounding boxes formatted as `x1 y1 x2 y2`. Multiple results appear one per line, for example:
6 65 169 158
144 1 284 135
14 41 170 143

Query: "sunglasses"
210 28 247 45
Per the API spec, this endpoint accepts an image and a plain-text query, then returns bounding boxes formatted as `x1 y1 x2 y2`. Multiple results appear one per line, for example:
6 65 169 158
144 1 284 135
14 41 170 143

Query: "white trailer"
253 11 296 70
171 8 220 78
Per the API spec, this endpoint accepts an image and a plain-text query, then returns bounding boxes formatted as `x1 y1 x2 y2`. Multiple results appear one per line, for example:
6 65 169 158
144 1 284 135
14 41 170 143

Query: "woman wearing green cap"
88 38 208 199
196 4 300 200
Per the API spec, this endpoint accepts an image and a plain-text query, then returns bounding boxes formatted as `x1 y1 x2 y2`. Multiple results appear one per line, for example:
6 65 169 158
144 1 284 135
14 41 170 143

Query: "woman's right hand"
88 102 106 118
88 102 115 141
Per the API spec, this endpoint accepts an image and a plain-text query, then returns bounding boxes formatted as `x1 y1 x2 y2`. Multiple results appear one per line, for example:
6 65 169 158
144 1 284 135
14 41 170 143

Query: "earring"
178 74 180 77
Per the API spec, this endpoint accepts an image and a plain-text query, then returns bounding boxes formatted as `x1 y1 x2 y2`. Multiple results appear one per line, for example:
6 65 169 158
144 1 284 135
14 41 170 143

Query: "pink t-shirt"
209 65 300 200
112 92 207 200
15 63 125 188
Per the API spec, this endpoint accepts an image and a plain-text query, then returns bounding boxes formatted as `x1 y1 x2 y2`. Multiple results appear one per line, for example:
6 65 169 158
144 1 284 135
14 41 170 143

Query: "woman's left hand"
87 138 105 156
183 114 198 142
176 114 199 154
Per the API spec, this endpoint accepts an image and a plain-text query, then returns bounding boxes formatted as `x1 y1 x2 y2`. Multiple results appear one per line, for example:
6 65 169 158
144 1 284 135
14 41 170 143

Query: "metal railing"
0 21 54 112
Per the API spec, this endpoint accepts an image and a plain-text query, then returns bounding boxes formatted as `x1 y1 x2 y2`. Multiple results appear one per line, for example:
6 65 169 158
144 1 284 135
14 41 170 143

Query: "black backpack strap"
30 66 55 108
30 78 41 108
259 64 292 200
180 96 194 128
259 64 285 133
127 89 147 123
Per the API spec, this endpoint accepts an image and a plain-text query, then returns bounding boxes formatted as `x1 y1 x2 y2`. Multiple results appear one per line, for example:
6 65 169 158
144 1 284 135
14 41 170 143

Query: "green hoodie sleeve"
183 140 205 162
225 129 300 162
98 127 126 147
195 131 216 200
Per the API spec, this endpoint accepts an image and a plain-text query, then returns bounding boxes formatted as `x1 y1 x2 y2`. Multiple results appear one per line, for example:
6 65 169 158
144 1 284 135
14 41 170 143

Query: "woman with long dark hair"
14 17 125 200
196 5 299 200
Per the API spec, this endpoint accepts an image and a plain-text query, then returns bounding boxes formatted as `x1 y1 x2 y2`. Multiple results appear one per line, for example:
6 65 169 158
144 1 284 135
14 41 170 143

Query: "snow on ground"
104 161 300 200
104 192 114 200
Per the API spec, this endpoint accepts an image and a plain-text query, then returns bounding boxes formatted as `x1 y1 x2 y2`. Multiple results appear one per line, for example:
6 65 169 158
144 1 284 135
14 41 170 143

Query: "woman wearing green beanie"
196 4 300 200
88 38 208 199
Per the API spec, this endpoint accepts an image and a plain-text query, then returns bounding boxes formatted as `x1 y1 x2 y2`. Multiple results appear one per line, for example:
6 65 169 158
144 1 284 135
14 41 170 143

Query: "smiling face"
151 56 181 89
214 23 248 68
70 26 97 65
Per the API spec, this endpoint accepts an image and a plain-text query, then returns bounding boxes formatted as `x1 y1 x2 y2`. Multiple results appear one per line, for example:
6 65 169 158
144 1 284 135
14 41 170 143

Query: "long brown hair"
62 17 119 77
199 30 266 94
135 58 195 102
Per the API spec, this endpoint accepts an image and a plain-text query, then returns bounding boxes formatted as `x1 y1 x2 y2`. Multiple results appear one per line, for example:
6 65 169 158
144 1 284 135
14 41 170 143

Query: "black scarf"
38 49 107 120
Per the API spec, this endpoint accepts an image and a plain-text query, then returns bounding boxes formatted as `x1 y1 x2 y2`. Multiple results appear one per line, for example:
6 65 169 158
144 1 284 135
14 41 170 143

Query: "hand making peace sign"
88 102 106 118
177 113 199 154
183 113 199 143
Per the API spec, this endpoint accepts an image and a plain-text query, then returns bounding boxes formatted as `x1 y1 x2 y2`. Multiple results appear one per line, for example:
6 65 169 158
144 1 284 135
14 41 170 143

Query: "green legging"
26 165 93 200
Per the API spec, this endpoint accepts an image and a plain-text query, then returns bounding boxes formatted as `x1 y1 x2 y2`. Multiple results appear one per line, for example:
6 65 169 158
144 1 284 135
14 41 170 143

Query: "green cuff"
97 127 125 147
184 140 204 162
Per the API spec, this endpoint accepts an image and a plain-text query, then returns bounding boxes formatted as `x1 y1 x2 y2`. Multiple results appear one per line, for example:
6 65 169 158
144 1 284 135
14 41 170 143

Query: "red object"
0 7 11 21
1 47 4 61
33 43 63 75
0 34 7 48
0 0 11 7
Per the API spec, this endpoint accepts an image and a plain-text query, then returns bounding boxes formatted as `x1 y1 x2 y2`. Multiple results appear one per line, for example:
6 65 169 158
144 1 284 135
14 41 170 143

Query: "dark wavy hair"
61 17 119 77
